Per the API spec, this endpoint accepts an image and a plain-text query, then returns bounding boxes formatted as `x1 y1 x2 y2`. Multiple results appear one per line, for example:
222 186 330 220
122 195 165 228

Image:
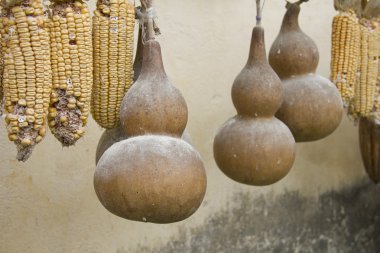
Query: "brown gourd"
94 1 206 223
213 19 296 186
95 125 127 165
359 117 380 184
269 3 343 142
94 26 192 165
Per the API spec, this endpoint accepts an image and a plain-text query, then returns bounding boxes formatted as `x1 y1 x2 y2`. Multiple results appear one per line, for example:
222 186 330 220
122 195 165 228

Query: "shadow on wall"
131 180 380 253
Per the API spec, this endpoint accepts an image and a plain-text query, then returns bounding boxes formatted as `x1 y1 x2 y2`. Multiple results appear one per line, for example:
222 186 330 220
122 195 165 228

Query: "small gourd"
95 126 127 165
359 117 380 184
269 3 343 142
213 23 296 186
94 3 206 223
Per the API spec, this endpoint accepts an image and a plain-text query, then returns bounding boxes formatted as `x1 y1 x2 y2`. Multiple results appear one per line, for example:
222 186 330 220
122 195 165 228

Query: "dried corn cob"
91 0 135 129
48 0 92 146
0 31 3 116
370 19 380 119
331 10 360 105
0 0 51 161
351 19 379 119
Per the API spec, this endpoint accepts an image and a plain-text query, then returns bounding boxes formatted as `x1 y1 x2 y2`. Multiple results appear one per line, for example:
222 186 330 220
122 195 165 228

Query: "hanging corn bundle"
331 1 361 105
0 0 51 161
47 0 92 146
373 19 380 119
351 19 379 118
91 0 135 129
0 28 3 116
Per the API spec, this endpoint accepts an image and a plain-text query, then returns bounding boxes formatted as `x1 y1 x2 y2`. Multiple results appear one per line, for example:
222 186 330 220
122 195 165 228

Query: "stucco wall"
0 0 377 252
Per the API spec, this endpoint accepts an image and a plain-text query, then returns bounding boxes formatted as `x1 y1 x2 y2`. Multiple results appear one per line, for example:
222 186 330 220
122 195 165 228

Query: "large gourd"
269 3 343 142
213 6 296 186
94 1 206 224
359 117 380 184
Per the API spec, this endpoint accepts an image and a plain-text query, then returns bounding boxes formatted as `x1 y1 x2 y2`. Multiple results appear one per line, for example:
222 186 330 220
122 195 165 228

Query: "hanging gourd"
94 0 207 224
213 0 296 186
359 117 380 184
95 125 127 165
269 1 343 142
94 25 192 165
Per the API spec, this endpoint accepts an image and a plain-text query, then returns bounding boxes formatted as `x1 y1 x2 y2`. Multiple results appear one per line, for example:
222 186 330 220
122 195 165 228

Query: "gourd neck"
247 26 267 66
280 4 301 33
140 40 167 77
133 27 144 81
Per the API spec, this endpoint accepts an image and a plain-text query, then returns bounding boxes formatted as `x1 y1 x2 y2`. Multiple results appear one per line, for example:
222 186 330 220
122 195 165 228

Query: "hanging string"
138 0 161 44
256 0 266 25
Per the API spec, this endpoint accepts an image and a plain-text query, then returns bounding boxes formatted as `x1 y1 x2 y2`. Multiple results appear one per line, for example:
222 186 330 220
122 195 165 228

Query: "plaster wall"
0 0 376 252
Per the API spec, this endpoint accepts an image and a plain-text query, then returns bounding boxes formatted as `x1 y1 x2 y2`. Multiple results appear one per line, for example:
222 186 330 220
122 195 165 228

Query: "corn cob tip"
16 144 35 162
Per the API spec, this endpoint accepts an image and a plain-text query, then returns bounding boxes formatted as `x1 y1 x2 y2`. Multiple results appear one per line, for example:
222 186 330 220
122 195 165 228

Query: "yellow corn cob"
331 10 360 106
351 19 379 118
0 0 51 161
48 0 92 146
372 20 380 120
91 0 135 129
0 31 3 116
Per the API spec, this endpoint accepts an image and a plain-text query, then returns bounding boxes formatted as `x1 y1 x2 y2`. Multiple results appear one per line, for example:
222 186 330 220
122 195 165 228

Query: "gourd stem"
286 0 309 9
140 0 156 41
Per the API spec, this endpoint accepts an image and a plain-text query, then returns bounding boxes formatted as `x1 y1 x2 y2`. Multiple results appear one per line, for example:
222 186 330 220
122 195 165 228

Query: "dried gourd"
213 13 296 186
269 3 343 142
95 125 127 165
0 0 51 161
47 0 92 146
359 117 380 184
91 0 135 129
94 3 206 224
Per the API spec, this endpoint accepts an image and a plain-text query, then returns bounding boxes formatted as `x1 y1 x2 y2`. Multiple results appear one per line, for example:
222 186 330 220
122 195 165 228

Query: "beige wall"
0 0 368 252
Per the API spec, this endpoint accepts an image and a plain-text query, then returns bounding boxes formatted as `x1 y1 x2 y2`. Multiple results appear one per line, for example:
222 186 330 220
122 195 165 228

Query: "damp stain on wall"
131 180 380 253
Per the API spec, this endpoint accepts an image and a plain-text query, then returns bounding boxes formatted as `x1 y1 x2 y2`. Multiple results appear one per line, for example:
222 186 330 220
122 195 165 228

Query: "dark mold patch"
132 180 380 253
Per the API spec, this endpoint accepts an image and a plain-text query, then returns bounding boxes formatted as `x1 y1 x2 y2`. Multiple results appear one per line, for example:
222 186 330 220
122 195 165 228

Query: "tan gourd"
119 39 188 137
95 125 127 165
94 1 206 223
213 23 296 186
269 3 343 142
359 117 380 184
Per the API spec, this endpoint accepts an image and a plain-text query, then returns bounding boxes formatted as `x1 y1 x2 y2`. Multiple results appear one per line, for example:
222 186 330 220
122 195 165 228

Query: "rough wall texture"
133 181 380 253
0 0 376 252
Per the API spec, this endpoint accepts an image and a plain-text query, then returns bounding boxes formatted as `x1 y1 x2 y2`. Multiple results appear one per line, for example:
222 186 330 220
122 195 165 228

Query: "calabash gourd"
95 26 192 165
94 10 206 223
269 3 343 142
213 24 296 186
359 117 380 184
95 125 127 165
